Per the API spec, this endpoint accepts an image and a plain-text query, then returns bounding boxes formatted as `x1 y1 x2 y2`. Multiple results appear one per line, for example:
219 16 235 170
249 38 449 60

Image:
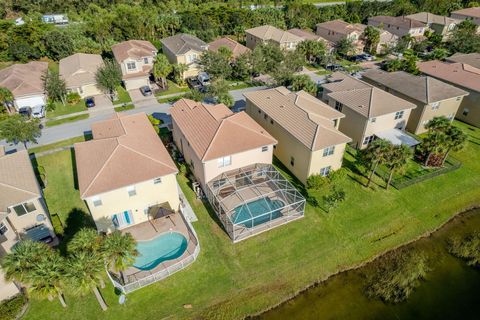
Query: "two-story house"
406 12 461 40
368 15 426 39
245 25 303 51
0 62 48 113
170 98 305 242
74 112 180 233
321 72 418 149
451 7 480 28
362 70 469 134
0 147 56 301
316 20 367 53
59 53 104 98
287 28 334 52
244 87 351 184
208 37 250 60
111 40 157 91
161 34 208 79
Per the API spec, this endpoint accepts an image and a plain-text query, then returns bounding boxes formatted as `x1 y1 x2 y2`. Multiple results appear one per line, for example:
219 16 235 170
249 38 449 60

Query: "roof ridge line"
201 119 225 161
120 142 177 172
0 181 38 197
227 112 275 141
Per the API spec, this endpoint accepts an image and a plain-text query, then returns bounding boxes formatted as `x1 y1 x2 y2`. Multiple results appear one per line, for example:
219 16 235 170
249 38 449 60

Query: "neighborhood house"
245 25 303 51
368 15 427 39
316 20 366 53
59 53 104 98
208 37 250 59
406 12 461 40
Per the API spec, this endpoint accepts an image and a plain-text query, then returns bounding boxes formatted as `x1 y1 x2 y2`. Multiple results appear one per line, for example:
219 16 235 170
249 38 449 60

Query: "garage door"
15 95 46 110
124 78 149 90
80 84 102 98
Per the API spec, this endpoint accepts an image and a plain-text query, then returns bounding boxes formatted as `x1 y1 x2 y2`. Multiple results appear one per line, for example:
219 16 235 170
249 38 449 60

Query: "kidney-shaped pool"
133 232 188 271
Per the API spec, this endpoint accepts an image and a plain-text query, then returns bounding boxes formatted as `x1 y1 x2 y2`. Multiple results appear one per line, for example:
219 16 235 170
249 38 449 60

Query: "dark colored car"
140 85 153 96
325 64 344 72
85 97 95 108
18 106 32 118
187 77 202 91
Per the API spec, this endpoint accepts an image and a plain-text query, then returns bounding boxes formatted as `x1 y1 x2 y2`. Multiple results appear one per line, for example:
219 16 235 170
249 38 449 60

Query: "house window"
154 177 162 184
270 119 274 125
127 62 136 71
370 117 377 123
448 113 455 121
319 166 331 177
363 135 375 145
431 102 440 110
262 146 268 152
335 101 343 112
290 156 295 167
462 108 469 116
394 110 404 120
258 109 261 114
264 113 268 120
187 53 198 63
12 202 36 216
92 196 102 207
143 57 149 64
456 96 461 101
217 156 232 168
127 186 136 197
0 223 8 235
323 145 335 157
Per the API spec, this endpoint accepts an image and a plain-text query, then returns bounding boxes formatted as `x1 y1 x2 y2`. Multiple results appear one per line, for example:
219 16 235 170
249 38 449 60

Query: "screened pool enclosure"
206 164 306 242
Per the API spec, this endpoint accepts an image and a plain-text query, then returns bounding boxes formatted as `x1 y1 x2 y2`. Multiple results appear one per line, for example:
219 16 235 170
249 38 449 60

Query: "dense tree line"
0 0 477 63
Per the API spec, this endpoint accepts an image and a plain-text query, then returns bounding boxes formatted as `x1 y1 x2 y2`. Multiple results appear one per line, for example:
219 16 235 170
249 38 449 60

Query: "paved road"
1 86 267 153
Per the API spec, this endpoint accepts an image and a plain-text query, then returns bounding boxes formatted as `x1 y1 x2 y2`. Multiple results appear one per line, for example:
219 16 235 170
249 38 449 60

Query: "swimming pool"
133 232 188 271
232 197 284 228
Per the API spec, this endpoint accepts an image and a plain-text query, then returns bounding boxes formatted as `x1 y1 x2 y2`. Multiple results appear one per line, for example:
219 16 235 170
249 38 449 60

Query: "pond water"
258 209 480 320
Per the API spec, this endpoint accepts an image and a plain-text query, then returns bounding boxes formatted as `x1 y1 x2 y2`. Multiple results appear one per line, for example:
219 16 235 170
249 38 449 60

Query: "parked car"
360 53 374 61
85 96 95 108
325 64 344 72
187 77 203 91
31 105 45 118
140 86 153 96
197 72 210 86
18 106 32 118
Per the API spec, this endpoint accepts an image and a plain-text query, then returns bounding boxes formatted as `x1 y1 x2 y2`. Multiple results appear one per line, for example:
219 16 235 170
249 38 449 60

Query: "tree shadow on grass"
57 208 96 255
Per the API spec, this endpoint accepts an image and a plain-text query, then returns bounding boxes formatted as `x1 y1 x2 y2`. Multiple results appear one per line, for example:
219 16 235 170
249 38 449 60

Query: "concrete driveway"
128 89 158 107
92 94 114 109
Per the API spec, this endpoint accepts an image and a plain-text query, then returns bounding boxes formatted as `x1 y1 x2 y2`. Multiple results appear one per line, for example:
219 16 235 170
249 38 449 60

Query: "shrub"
322 187 346 212
448 231 480 267
66 92 81 105
306 174 329 191
0 294 27 320
364 248 430 303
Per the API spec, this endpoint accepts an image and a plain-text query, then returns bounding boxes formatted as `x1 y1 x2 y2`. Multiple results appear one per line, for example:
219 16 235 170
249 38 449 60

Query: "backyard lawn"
23 121 480 320
155 80 189 97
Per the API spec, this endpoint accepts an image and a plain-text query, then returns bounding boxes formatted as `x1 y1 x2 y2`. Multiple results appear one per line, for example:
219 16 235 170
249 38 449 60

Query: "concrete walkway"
177 183 198 222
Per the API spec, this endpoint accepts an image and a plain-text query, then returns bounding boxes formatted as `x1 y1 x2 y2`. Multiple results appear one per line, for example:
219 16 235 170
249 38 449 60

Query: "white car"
31 105 45 119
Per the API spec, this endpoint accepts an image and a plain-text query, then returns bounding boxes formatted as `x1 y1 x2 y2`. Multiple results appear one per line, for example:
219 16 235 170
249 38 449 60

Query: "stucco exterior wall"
308 143 346 176
162 47 203 79
84 174 180 233
368 19 425 38
456 90 480 127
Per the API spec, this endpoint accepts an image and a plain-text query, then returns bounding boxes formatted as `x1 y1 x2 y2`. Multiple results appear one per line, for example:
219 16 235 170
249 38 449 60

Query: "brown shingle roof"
362 69 469 104
74 113 177 198
447 53 480 69
208 37 250 58
369 15 426 29
244 87 351 150
406 12 461 26
161 34 207 55
451 7 480 18
245 25 303 43
418 60 480 93
316 19 365 36
59 53 104 88
0 62 47 98
111 40 157 63
0 150 41 214
171 99 277 161
323 72 416 118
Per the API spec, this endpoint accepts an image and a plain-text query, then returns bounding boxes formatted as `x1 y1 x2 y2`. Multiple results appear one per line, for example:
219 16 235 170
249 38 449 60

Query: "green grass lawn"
114 104 135 112
114 86 132 104
155 80 189 97
47 101 87 119
23 121 480 320
45 114 89 127
29 136 90 154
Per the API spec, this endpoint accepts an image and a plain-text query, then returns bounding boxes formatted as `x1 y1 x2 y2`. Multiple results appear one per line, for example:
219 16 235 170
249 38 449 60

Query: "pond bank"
254 207 480 320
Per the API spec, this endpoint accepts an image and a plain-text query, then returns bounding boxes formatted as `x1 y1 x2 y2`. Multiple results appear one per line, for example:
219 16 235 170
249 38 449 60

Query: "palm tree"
363 26 380 55
153 54 173 89
1 240 47 283
361 139 392 187
442 126 467 165
384 144 413 189
425 116 451 133
102 231 138 284
42 70 67 105
66 251 108 311
95 60 122 101
173 63 188 85
0 87 14 113
67 228 103 253
419 131 449 166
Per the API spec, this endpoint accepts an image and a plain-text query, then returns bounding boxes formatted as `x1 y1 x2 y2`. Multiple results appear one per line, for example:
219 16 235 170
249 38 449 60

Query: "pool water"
133 232 188 271
232 198 284 228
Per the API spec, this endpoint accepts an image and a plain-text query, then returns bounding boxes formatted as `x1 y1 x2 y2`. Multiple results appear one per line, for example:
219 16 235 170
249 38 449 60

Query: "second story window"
290 156 295 167
143 57 149 64
323 145 335 157
218 156 232 168
262 146 268 152
370 117 377 123
12 202 36 216
154 177 162 184
127 186 137 197
394 110 404 120
335 101 343 112
0 223 8 235
431 102 440 110
92 196 102 207
127 62 136 71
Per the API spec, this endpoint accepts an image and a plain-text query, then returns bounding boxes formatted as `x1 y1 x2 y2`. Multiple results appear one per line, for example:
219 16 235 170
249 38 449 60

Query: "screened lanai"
206 163 306 242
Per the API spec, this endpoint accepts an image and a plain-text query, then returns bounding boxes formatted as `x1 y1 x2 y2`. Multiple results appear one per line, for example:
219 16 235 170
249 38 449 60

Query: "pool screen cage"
206 163 306 242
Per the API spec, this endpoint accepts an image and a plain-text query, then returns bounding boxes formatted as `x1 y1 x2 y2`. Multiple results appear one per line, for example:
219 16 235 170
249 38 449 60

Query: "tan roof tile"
316 19 365 36
0 62 47 98
74 113 177 198
161 34 207 55
111 40 157 64
418 60 480 92
208 37 250 58
447 53 480 69
369 15 426 29
0 150 41 213
451 7 480 18
245 25 303 44
59 53 103 88
406 12 461 26
244 87 351 150
170 99 277 161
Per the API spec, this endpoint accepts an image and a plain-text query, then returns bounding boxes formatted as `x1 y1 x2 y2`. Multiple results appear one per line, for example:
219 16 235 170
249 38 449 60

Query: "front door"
112 210 134 229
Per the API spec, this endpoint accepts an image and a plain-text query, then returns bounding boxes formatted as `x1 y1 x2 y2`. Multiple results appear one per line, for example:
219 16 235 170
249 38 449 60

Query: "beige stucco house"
74 113 180 233
362 70 469 134
0 61 47 112
451 7 480 27
244 87 351 184
112 40 157 91
321 72 418 149
418 60 480 127
406 12 461 40
161 34 208 79
59 53 104 98
208 37 250 60
368 15 427 39
0 147 56 301
245 25 303 51
316 20 366 53
287 28 334 51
